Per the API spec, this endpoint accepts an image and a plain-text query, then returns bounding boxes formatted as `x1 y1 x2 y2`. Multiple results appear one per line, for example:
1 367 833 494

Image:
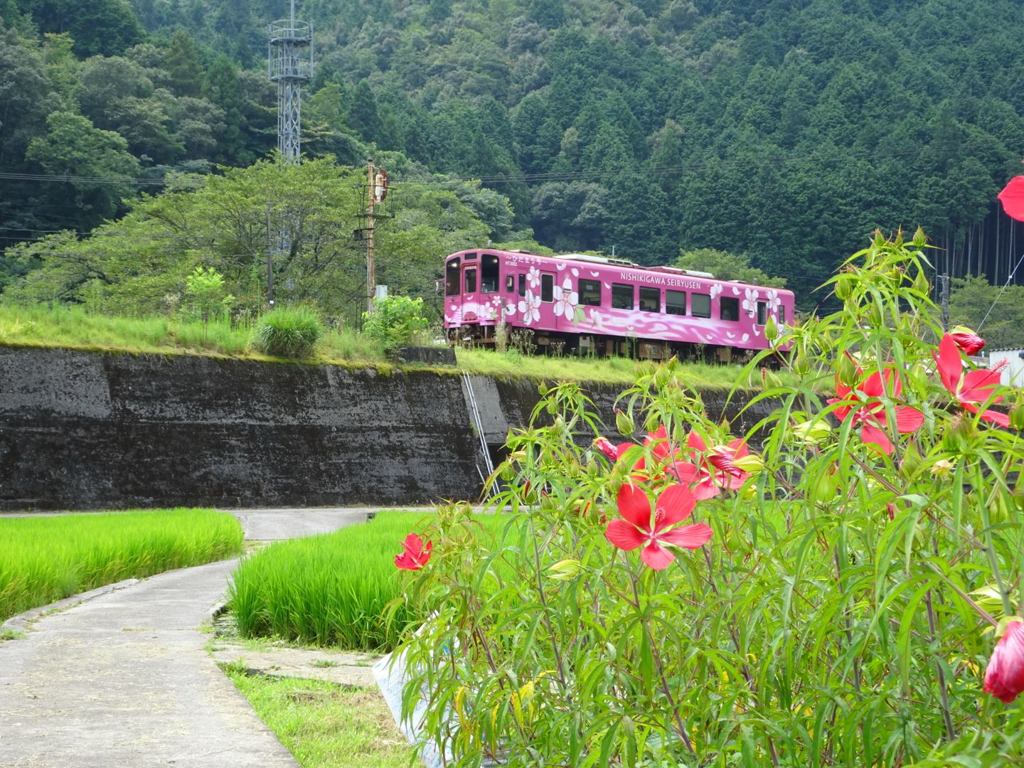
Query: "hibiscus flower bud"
764 315 778 342
548 559 582 581
838 354 859 388
949 326 986 356
807 466 838 505
984 620 1024 703
930 458 955 478
793 419 831 445
615 409 635 436
1011 402 1024 432
913 269 930 295
835 274 853 301
732 454 764 475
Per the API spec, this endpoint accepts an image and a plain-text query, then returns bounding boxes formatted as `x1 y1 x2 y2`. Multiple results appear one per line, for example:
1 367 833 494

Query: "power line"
0 171 168 187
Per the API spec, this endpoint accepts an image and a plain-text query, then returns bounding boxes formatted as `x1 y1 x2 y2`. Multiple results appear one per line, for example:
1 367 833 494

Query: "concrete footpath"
0 507 377 768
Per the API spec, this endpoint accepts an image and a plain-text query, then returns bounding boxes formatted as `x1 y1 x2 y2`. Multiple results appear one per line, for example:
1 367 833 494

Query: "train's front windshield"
445 258 460 296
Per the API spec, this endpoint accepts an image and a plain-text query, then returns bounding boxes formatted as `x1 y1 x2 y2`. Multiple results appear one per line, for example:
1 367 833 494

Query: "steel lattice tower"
268 1 312 163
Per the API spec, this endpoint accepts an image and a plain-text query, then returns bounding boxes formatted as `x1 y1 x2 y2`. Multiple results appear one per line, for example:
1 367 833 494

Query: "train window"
639 287 660 312
720 296 740 321
612 283 634 310
465 268 477 293
505 275 514 292
481 254 499 293
445 259 460 296
579 279 601 306
777 305 785 324
518 274 527 296
691 293 711 318
541 274 554 302
756 301 767 325
666 290 686 315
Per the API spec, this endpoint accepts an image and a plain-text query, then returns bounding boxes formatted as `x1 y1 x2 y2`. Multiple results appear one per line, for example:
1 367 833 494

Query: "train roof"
448 248 793 296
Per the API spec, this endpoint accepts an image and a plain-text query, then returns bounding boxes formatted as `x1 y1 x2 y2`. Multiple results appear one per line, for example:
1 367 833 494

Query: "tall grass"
0 509 244 621
229 511 507 651
456 347 796 389
0 304 789 388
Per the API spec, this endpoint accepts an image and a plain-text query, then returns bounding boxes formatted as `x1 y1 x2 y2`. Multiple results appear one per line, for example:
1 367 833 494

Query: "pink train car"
442 249 795 360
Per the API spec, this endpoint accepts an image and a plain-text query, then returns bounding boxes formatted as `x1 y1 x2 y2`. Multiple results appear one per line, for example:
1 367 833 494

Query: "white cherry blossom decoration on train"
709 283 723 300
766 289 782 318
742 287 759 318
553 278 579 320
518 289 541 325
527 267 541 289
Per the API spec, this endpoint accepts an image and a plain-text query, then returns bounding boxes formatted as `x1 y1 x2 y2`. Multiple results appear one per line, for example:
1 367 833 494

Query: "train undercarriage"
446 324 759 364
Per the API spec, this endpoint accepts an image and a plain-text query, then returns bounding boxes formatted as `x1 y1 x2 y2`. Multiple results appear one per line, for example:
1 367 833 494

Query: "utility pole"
364 160 388 313
939 272 950 331
366 160 376 314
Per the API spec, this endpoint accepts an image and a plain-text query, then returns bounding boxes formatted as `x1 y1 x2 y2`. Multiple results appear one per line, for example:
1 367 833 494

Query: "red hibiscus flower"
949 326 986 356
827 367 925 455
984 620 1024 703
395 532 432 571
605 483 712 570
670 432 750 499
595 426 678 476
935 334 1011 428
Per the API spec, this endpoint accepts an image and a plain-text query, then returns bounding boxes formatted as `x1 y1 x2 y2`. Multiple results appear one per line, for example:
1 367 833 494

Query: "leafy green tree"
27 0 143 56
675 248 787 287
25 111 141 228
184 265 230 328
163 28 203 97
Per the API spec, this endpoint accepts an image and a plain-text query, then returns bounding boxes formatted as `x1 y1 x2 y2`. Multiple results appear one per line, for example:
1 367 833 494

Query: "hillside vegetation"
2 1 1024 326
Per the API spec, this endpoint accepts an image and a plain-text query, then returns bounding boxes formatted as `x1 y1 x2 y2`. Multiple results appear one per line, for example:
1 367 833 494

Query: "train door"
462 254 480 324
445 256 462 324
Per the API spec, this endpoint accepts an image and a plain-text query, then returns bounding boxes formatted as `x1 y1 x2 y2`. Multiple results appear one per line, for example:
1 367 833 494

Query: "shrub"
361 295 430 354
252 306 323 358
397 231 1024 766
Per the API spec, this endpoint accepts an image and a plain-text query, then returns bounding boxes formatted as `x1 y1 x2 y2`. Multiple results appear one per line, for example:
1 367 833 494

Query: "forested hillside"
3 0 1024 316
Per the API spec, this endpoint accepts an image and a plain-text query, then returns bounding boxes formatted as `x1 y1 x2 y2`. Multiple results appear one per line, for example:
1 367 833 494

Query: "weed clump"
252 307 323 358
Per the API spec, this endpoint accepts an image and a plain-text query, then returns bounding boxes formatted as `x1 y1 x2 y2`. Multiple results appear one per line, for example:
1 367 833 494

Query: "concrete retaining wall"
0 347 772 511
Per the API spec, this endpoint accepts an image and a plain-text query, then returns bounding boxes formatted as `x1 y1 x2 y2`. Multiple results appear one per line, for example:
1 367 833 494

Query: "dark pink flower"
935 334 1011 428
949 327 986 356
984 620 1024 703
395 533 432 571
670 432 750 499
828 368 925 454
605 483 712 570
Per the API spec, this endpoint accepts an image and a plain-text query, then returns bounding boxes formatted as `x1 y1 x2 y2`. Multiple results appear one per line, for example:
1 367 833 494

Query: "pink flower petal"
960 369 1002 404
654 484 696 528
859 423 894 455
660 522 713 550
616 483 652 530
985 620 1024 703
935 335 963 396
640 541 675 570
605 519 647 551
692 480 721 500
964 402 1012 429
894 406 925 434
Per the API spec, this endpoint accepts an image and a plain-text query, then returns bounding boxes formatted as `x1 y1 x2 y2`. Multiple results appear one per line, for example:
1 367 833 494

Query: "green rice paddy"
0 509 244 621
229 511 507 652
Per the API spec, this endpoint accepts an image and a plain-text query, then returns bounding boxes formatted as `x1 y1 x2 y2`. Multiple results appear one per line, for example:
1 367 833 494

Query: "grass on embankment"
0 303 783 390
0 509 243 621
229 511 508 652
0 304 385 364
225 668 413 768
